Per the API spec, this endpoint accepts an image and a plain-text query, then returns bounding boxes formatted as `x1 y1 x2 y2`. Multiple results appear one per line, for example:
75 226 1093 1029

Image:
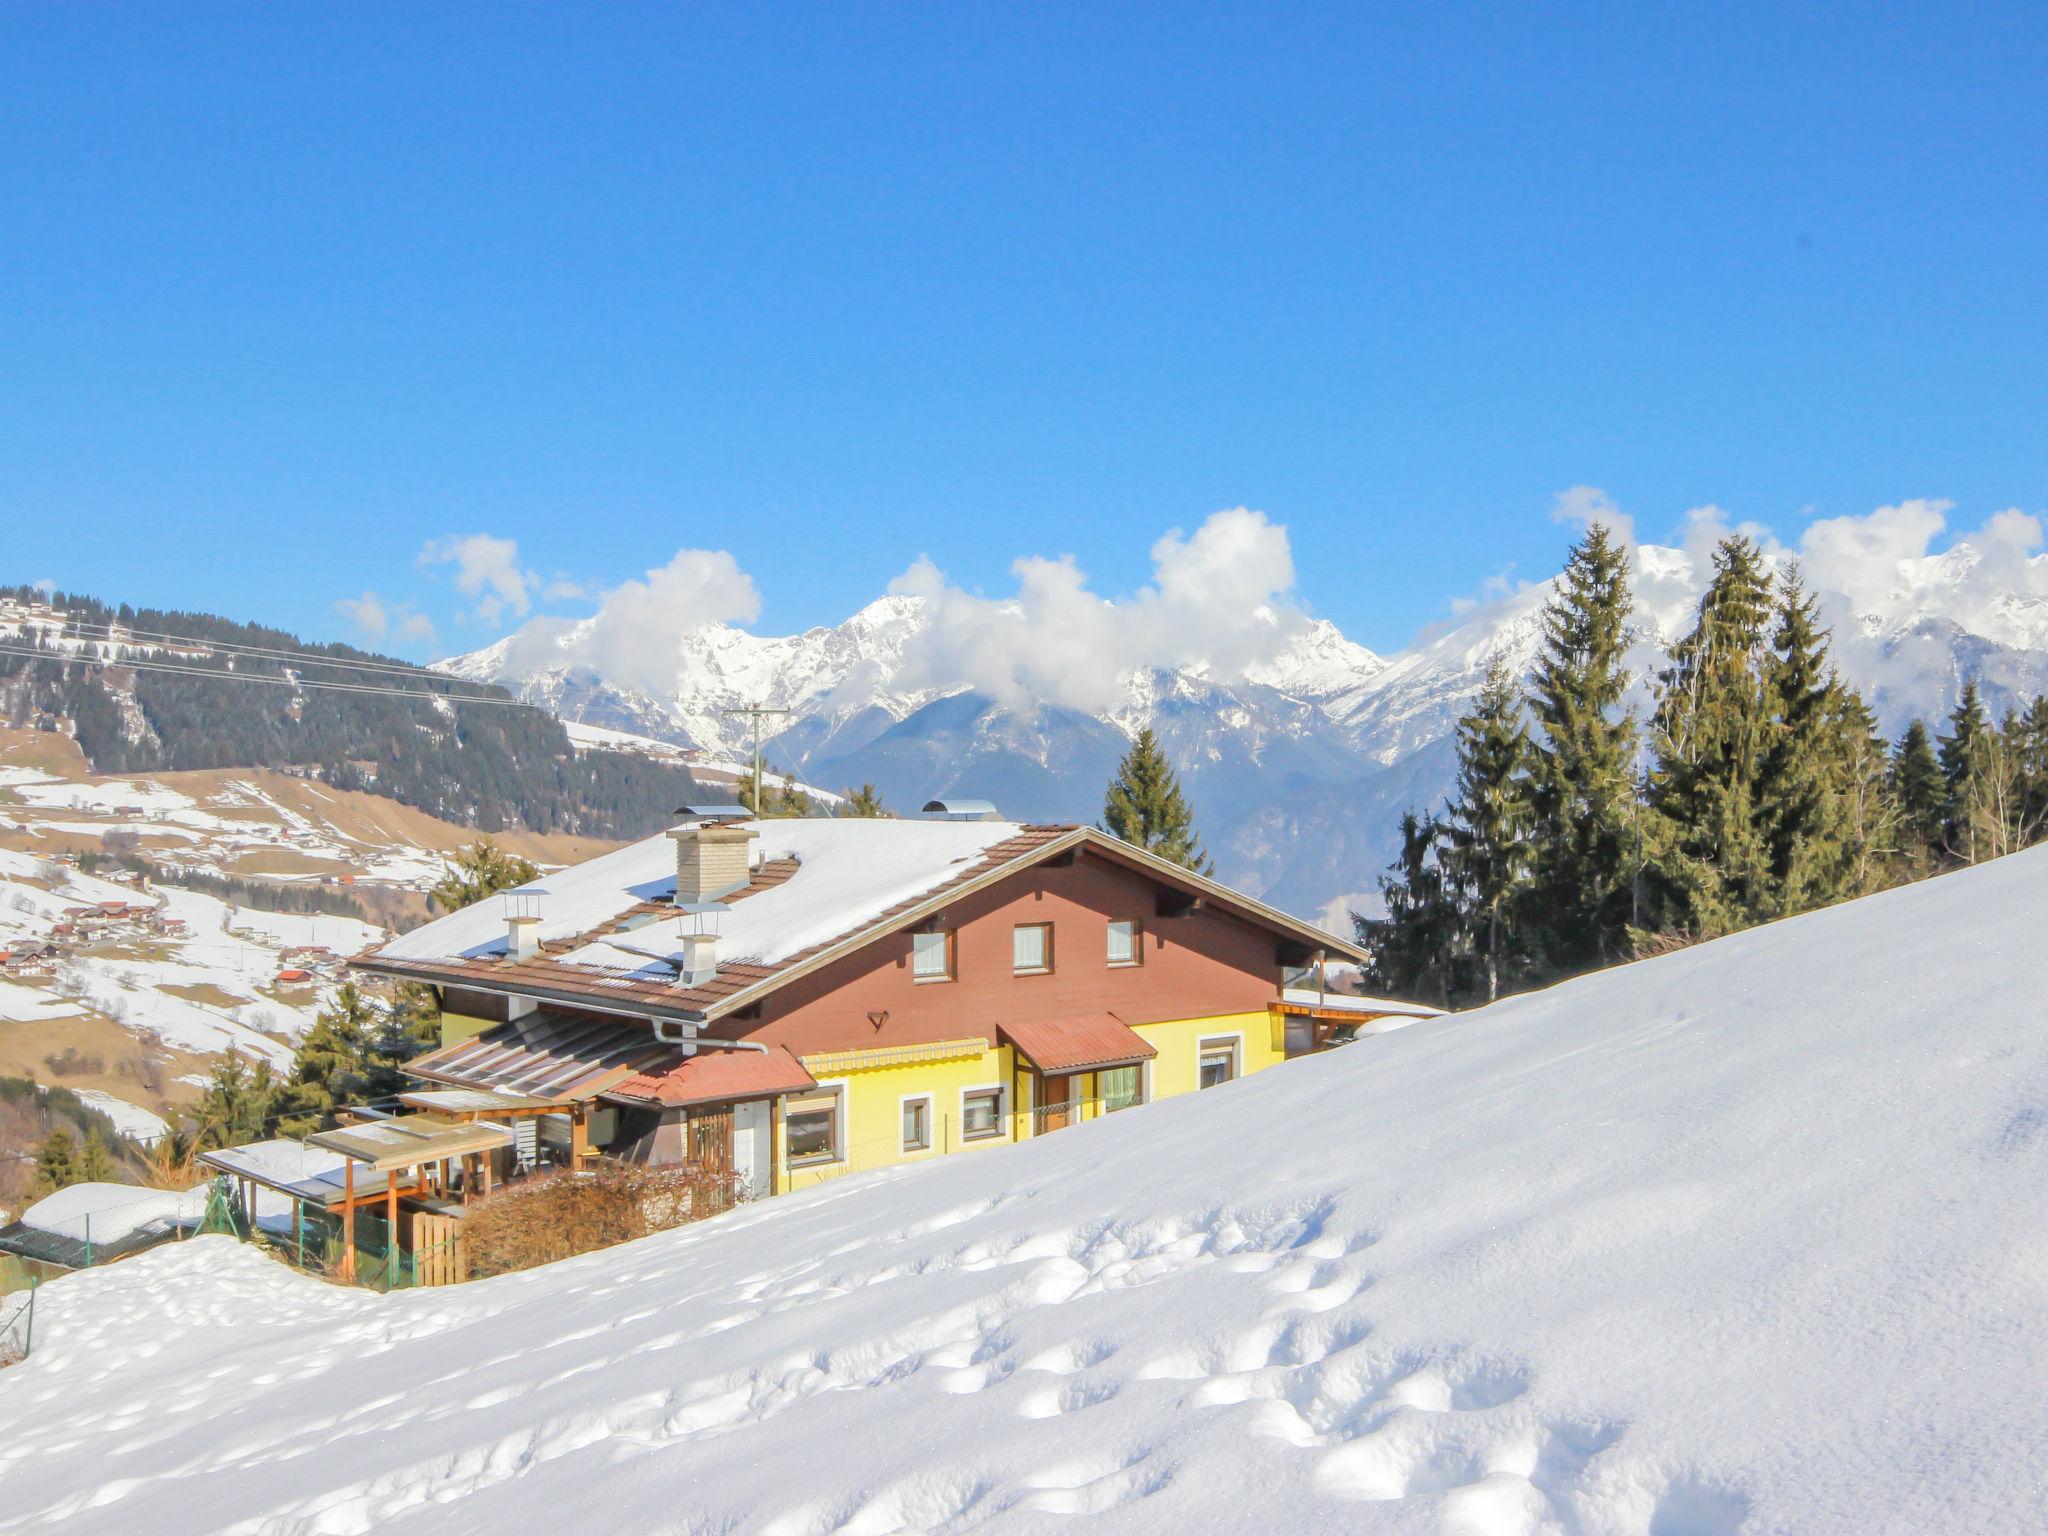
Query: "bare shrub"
461 1163 742 1279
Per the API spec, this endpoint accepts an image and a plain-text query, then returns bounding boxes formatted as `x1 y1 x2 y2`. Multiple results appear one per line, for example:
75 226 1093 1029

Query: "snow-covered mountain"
440 532 2048 920
11 844 2047 1534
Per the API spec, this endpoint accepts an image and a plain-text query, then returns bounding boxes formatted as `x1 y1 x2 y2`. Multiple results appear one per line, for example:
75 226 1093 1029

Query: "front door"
731 1099 771 1198
1039 1074 1075 1133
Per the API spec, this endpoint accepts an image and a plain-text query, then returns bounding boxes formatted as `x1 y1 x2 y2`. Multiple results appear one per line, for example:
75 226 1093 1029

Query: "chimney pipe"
503 888 543 961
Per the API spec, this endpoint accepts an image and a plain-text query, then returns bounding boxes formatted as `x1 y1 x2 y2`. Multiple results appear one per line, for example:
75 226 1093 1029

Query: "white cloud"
497 547 762 699
419 533 535 627
1549 484 1634 547
333 591 389 638
333 590 436 649
888 507 1308 712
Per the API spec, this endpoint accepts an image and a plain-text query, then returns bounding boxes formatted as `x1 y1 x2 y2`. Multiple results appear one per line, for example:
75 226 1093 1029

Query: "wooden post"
571 1109 593 1171
386 1170 400 1286
341 1159 356 1281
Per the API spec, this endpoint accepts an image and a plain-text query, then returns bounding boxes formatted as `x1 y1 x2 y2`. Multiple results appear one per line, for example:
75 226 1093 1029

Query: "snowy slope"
7 849 2048 1534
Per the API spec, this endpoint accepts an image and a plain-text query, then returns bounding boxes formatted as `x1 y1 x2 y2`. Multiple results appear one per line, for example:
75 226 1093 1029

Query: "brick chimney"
668 820 758 905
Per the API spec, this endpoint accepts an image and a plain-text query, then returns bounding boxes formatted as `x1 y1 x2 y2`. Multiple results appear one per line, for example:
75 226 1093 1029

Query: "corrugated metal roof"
606 1044 817 1108
1001 1013 1158 1075
307 1115 514 1173
408 1009 678 1100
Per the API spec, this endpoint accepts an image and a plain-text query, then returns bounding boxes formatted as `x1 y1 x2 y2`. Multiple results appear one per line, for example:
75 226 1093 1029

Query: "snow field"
4 847 2047 1534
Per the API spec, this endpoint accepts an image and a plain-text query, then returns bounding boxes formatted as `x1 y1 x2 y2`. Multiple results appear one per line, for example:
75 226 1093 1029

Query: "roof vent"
921 798 1001 822
503 887 545 961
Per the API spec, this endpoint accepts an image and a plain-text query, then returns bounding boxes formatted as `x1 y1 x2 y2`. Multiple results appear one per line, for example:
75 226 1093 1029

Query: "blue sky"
4 4 2045 661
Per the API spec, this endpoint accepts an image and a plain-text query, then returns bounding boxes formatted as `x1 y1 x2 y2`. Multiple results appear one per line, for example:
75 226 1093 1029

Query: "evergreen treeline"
1 584 708 840
1364 526 2048 1006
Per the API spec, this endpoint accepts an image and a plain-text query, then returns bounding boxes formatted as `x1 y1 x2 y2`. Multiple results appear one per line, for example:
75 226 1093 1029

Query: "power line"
0 642 529 708
33 618 491 689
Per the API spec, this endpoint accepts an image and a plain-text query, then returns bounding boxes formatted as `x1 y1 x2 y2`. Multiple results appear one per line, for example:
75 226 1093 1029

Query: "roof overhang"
307 1115 514 1173
1001 1012 1158 1076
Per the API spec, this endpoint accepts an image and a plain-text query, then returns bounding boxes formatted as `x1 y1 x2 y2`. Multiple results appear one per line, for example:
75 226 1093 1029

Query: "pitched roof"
1001 1013 1158 1075
606 1043 817 1108
355 818 1368 1023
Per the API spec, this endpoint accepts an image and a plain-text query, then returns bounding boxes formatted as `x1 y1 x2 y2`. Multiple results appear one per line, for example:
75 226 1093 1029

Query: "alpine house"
355 808 1435 1200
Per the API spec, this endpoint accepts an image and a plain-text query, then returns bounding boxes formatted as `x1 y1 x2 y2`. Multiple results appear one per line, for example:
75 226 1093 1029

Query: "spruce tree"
1938 681 1995 864
33 1125 78 1193
1438 653 1531 1001
272 983 377 1138
1523 521 1639 970
841 783 890 818
1888 719 1946 869
1643 536 1775 936
2016 695 2048 846
190 1051 278 1152
431 836 541 914
75 1131 118 1184
1102 727 1213 874
1359 811 1460 1005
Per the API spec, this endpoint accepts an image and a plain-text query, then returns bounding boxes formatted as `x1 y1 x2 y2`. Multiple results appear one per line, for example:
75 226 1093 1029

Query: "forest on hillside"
0 585 705 840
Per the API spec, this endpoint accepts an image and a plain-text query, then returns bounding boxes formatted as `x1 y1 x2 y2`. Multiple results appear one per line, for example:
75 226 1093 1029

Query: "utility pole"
721 703 793 814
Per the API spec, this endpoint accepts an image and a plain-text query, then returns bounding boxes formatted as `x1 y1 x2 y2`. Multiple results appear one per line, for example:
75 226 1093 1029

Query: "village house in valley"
350 807 1434 1216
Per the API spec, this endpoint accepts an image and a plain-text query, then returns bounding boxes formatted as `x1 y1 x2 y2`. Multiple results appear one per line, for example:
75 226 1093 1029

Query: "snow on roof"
200 1138 352 1190
377 818 1029 972
16 1182 206 1246
10 845 2048 1531
1280 987 1444 1016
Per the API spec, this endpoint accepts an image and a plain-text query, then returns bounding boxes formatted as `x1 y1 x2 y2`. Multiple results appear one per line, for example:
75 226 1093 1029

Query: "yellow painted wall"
1132 1009 1286 1101
781 1042 1021 1193
439 1011 499 1048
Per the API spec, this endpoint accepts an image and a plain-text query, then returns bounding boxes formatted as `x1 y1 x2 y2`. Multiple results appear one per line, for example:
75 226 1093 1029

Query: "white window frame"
899 1092 934 1153
1197 1033 1243 1091
1012 922 1053 976
911 928 954 983
959 1081 1008 1142
1106 918 1142 967
785 1080 846 1167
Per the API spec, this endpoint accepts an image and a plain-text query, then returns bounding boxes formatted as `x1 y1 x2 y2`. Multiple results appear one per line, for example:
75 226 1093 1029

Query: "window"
1107 919 1142 967
961 1086 1005 1141
1012 922 1052 975
901 1096 932 1152
1198 1038 1239 1091
785 1088 842 1165
912 929 953 982
1100 1063 1145 1112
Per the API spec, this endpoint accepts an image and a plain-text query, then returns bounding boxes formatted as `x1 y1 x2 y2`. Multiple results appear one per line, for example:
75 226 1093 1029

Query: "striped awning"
407 1010 676 1102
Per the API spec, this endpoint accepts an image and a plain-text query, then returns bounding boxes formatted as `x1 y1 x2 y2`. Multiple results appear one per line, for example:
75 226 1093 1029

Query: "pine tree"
33 1125 78 1194
1523 521 1639 970
1937 681 1995 864
841 783 890 818
1359 811 1460 1006
1642 536 1775 936
2016 695 2048 846
74 1131 118 1184
189 1051 278 1152
1888 719 1945 869
1759 568 1881 915
431 836 541 913
1102 727 1213 874
271 983 378 1138
1438 653 1531 1001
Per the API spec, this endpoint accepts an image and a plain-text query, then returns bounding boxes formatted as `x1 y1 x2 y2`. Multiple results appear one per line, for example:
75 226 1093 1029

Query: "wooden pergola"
306 1116 514 1281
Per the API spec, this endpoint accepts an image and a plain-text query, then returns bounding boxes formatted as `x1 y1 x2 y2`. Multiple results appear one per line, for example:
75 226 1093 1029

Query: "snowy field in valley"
3 849 2046 1534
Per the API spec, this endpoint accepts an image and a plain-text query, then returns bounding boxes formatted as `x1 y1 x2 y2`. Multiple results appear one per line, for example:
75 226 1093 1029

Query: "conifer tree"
272 984 378 1138
1643 536 1775 935
2016 695 2048 844
189 1051 277 1152
1523 521 1639 970
74 1131 118 1184
1888 719 1946 869
841 783 890 817
33 1125 77 1194
1359 811 1460 1005
1438 653 1531 1001
431 836 541 913
1102 727 1213 874
1938 681 1995 864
